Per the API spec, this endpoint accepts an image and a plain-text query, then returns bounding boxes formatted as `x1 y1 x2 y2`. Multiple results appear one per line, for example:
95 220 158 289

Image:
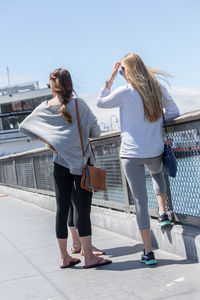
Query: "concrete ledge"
1 184 200 262
0 185 56 212
91 206 200 262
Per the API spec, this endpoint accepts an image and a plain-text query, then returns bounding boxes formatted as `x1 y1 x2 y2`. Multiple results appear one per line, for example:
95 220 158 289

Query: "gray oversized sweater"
19 98 101 175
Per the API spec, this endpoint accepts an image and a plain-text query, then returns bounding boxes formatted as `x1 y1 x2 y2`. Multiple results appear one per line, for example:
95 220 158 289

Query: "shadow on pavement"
104 243 144 258
83 258 195 272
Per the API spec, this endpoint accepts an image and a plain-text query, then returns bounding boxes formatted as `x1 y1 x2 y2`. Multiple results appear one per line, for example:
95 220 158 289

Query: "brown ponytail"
50 68 73 123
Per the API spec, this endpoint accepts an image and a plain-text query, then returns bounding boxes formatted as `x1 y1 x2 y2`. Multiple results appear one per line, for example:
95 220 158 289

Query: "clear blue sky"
0 0 200 94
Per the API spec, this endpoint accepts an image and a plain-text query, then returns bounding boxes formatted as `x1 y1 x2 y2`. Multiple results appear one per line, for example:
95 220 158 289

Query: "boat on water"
0 81 52 157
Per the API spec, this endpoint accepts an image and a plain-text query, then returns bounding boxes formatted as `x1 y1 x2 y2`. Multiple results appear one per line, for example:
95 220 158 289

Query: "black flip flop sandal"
60 258 81 269
83 258 112 269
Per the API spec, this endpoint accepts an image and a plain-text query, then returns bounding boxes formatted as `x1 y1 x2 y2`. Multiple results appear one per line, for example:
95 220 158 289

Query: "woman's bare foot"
84 255 112 268
61 254 79 268
92 246 106 255
71 244 81 254
81 245 105 256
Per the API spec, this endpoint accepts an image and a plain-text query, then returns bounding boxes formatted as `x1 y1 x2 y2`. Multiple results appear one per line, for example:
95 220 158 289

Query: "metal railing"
0 110 200 227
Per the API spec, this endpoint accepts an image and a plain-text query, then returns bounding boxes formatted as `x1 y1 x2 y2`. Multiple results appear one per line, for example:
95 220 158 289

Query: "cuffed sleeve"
96 85 130 108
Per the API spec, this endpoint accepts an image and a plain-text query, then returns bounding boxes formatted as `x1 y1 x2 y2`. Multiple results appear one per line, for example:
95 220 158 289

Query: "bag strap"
162 114 168 136
160 89 169 139
75 98 86 164
90 143 96 160
75 98 96 164
162 108 170 146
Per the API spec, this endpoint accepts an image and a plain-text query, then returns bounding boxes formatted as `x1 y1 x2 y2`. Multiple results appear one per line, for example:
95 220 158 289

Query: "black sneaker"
141 250 157 265
158 213 171 227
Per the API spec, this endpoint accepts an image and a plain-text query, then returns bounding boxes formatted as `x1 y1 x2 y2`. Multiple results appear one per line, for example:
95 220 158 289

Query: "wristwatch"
105 80 113 87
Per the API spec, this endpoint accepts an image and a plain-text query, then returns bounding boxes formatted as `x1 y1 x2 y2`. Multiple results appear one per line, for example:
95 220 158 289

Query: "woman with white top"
96 54 180 265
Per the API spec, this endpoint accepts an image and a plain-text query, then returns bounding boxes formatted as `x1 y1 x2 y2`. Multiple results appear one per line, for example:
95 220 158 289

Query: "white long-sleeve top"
97 84 180 158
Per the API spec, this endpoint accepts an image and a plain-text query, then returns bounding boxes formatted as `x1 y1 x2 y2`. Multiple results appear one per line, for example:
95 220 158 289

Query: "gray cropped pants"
121 155 166 230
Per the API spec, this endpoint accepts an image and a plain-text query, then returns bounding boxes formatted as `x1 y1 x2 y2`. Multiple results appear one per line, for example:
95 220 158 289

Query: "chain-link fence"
0 112 200 227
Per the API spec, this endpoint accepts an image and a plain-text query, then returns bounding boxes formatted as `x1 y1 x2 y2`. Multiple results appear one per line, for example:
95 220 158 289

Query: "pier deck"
0 194 200 300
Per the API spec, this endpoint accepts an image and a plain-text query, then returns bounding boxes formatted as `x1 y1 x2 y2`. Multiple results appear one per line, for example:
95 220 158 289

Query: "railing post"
31 157 38 189
13 159 18 186
2 162 5 184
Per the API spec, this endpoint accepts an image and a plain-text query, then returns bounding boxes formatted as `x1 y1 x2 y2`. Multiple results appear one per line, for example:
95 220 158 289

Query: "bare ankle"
62 252 71 260
145 248 152 254
84 253 95 261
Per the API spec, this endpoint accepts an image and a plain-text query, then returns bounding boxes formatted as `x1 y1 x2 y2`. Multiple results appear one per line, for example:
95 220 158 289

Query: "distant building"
0 81 52 156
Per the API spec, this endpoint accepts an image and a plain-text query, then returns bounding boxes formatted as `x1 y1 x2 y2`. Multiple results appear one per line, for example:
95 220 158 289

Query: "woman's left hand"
108 62 121 83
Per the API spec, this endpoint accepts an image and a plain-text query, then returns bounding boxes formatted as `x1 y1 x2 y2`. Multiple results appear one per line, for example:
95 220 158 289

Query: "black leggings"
54 162 92 239
68 198 76 227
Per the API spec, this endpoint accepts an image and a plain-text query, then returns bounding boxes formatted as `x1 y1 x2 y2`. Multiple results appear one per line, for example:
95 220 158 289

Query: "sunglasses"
47 83 50 89
119 67 125 76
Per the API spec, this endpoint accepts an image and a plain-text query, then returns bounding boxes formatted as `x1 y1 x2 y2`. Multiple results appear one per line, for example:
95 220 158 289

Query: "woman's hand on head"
108 62 121 83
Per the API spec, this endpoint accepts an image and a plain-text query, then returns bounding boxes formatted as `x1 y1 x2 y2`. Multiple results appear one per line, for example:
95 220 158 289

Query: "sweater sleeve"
96 85 130 108
80 99 101 138
19 112 39 139
88 108 101 138
161 86 180 121
19 125 38 139
89 118 101 138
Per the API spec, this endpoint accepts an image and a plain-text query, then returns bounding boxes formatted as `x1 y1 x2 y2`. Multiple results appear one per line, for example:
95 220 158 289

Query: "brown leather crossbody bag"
75 98 107 193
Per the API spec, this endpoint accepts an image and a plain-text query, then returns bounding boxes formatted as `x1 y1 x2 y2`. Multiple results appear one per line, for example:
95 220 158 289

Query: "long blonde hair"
121 54 169 122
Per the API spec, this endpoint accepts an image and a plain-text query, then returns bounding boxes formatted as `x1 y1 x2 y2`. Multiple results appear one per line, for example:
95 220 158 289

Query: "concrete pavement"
0 193 200 300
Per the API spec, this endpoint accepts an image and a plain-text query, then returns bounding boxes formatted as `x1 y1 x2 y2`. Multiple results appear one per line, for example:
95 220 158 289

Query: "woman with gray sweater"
20 68 111 269
97 54 180 265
